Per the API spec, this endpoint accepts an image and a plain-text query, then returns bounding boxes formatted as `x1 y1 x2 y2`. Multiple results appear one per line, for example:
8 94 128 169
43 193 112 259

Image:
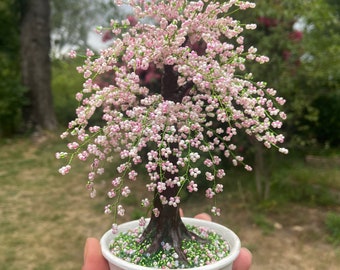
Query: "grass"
251 214 275 235
326 212 340 246
0 134 339 269
269 155 340 207
0 135 112 270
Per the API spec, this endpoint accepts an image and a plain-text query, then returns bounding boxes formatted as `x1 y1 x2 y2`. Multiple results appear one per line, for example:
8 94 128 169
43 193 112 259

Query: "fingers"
82 238 109 270
179 208 184 217
193 212 212 221
232 247 252 270
180 208 212 221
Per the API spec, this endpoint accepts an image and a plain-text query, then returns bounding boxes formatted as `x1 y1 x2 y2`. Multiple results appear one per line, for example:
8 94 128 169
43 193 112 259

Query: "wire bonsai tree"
57 0 288 264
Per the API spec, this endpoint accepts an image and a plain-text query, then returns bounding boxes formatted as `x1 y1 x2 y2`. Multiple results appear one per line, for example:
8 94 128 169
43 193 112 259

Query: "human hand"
82 214 252 270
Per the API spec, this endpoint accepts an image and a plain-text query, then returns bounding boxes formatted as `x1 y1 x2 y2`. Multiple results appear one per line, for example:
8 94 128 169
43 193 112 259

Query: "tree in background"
246 0 340 147
233 0 340 198
50 0 120 56
299 0 340 147
20 0 57 133
0 0 26 136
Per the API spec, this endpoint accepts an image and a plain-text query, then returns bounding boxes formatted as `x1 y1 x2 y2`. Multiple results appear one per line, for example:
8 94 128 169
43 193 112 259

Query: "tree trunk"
20 0 57 132
254 138 271 200
139 65 204 263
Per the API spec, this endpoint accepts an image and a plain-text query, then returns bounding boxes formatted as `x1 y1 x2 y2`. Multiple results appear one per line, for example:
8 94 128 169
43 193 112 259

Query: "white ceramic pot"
100 217 241 270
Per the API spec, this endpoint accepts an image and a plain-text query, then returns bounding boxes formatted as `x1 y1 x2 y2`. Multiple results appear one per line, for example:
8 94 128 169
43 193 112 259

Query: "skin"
82 213 252 270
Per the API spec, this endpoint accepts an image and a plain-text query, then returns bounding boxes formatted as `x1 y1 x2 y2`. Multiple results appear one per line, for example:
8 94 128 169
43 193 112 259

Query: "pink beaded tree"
57 0 288 262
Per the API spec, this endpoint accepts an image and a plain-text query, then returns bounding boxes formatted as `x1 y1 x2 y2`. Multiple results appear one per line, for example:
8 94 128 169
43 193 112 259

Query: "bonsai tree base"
100 217 240 270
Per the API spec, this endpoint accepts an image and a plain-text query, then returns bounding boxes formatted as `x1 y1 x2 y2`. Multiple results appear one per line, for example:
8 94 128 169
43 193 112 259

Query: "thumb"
232 248 252 270
82 238 109 270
